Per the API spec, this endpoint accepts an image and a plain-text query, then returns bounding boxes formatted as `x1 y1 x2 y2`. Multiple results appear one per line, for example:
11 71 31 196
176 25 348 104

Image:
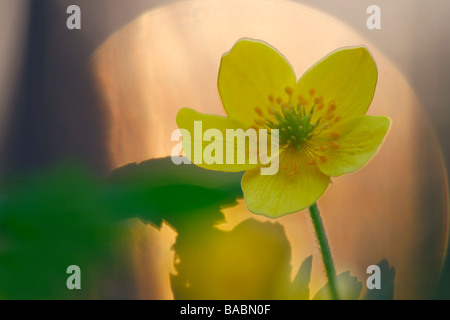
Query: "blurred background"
0 0 449 299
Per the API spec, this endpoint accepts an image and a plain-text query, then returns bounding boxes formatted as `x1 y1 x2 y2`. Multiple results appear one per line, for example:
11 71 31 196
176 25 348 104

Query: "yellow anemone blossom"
176 39 390 218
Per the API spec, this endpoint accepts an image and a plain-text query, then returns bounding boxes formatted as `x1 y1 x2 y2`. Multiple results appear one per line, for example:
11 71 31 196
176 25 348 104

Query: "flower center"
265 100 318 150
252 86 343 170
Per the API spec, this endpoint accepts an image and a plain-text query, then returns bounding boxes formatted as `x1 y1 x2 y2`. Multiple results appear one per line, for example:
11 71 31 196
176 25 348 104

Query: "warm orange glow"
92 0 448 299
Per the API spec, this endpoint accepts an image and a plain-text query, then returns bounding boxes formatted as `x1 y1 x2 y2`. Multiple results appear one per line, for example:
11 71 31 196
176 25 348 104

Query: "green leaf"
313 271 362 300
0 164 125 299
105 158 244 230
290 255 313 300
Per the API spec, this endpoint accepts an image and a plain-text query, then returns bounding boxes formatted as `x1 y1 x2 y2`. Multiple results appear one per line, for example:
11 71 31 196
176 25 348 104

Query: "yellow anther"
314 96 323 104
254 119 265 126
255 107 264 117
288 162 297 176
330 132 340 138
285 86 294 96
298 95 308 106
329 101 336 111
329 141 340 149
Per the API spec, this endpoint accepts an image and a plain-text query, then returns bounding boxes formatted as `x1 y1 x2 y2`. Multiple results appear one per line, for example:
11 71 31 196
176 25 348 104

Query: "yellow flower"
177 39 390 218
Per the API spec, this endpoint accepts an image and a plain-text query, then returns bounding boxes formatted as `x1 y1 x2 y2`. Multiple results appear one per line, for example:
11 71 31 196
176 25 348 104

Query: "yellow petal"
176 108 261 172
296 47 378 123
313 115 391 177
218 39 297 127
241 148 330 218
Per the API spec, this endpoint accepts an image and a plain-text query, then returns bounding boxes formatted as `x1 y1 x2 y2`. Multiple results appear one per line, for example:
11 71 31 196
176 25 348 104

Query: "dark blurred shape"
435 264 450 299
1 0 182 174
2 1 110 174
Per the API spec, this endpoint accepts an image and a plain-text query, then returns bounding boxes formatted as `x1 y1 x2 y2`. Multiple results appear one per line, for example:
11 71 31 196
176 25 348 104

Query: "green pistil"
267 103 319 149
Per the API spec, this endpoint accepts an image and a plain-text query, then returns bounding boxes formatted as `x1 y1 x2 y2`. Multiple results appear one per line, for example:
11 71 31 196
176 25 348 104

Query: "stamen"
268 95 274 103
289 162 297 176
271 96 321 148
267 108 274 115
309 88 315 96
319 155 327 163
283 162 290 170
334 116 341 122
276 97 283 104
320 145 328 151
318 103 325 110
329 101 336 111
307 159 317 166
298 95 307 106
330 132 340 138
255 107 264 117
254 119 265 126
326 113 335 120
314 96 323 104
285 86 294 97
329 141 340 149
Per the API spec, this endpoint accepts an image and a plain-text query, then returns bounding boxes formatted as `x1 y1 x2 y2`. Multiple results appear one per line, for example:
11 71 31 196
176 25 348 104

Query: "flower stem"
309 203 339 300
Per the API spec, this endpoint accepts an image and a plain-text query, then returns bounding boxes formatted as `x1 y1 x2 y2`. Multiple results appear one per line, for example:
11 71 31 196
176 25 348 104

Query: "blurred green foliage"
0 165 123 299
0 158 399 299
